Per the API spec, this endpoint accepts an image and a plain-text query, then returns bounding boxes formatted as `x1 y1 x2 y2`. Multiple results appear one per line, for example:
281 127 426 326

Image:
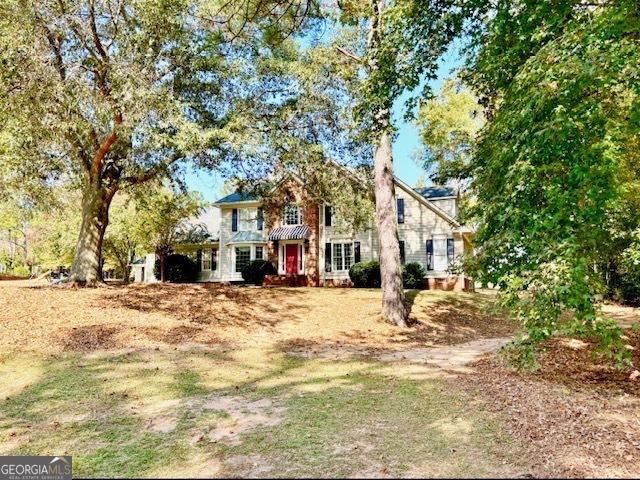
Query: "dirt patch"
223 454 275 478
378 337 511 370
198 396 285 446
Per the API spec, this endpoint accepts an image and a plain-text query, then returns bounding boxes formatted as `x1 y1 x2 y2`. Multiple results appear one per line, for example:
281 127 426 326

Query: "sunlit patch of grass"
226 364 516 478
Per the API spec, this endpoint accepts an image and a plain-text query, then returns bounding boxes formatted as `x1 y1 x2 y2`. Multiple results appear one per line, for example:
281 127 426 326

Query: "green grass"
0 349 519 478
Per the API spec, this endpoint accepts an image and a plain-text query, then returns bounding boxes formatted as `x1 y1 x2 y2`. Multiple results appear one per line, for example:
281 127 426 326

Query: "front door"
285 244 298 275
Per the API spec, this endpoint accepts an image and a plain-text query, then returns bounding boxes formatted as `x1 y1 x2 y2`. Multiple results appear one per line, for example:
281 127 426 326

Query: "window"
255 246 263 260
332 243 343 272
283 204 302 225
235 247 251 272
231 208 238 232
239 208 253 230
202 249 212 271
397 198 405 224
212 249 218 271
332 243 354 271
426 240 434 271
399 240 405 265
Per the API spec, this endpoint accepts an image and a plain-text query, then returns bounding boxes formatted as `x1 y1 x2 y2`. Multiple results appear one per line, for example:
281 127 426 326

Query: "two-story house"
131 175 473 289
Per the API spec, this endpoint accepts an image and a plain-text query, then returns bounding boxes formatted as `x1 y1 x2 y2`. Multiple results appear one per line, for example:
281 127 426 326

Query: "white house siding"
317 182 464 284
394 183 461 277
218 203 265 282
319 203 375 282
428 197 457 219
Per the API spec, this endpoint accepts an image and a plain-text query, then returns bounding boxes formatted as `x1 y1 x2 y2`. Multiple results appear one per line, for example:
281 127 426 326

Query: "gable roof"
394 177 460 227
214 191 259 205
414 186 457 199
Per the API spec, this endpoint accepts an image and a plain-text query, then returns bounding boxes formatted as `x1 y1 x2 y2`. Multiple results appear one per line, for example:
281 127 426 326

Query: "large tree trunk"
70 185 114 286
374 129 408 327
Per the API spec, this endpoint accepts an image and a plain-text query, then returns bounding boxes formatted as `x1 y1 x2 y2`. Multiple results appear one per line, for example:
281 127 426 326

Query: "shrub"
241 259 277 285
402 262 425 289
349 261 381 288
154 254 198 283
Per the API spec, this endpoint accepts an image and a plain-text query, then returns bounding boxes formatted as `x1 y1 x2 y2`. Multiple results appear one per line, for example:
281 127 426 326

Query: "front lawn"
0 282 523 477
0 281 638 477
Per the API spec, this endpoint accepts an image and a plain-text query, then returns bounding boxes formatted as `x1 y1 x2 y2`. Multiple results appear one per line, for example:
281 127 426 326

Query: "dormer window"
283 204 303 225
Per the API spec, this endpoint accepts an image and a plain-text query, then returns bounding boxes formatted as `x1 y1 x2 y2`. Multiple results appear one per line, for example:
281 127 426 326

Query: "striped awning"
268 225 311 241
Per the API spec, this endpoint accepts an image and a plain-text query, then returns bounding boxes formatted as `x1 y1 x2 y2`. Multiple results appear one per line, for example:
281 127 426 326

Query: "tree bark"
158 249 167 282
374 129 408 327
69 185 114 286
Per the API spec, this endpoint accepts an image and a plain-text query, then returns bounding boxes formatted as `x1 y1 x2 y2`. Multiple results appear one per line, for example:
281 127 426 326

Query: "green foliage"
241 259 277 285
402 262 425 289
153 254 198 283
416 78 484 186
349 261 381 288
102 196 142 279
463 0 640 364
135 188 205 257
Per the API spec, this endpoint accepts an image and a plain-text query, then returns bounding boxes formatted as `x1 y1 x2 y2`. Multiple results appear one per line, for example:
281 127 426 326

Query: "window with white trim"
283 204 302 225
332 242 353 271
202 249 212 271
235 247 251 272
255 246 264 260
238 208 254 230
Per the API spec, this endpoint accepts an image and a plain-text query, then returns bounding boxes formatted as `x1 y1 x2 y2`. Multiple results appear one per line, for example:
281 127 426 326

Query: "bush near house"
349 261 381 288
242 259 277 285
402 262 426 289
350 260 426 289
153 254 198 283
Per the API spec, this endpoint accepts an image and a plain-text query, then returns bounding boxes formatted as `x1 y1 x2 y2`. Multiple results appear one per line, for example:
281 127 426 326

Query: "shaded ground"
0 281 525 478
1 280 639 477
459 312 640 478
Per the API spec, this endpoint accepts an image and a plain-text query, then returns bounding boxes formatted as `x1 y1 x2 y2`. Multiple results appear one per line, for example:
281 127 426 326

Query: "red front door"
285 244 298 275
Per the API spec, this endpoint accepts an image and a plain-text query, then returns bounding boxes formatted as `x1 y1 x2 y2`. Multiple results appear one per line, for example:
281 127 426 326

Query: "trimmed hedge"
349 260 426 289
402 262 425 289
241 259 277 285
154 254 198 283
349 261 381 288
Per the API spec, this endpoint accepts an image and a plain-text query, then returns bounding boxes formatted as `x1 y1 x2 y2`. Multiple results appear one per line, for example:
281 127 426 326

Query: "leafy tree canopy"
462 0 640 366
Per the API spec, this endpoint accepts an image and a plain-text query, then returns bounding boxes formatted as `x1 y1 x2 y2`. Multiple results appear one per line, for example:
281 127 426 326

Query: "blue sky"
185 47 462 203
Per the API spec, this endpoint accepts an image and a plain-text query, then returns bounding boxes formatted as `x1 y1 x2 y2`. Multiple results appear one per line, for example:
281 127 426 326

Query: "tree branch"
122 152 184 186
335 46 363 64
93 112 122 178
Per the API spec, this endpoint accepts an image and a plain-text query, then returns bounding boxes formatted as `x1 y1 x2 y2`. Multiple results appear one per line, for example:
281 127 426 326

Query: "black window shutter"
197 249 202 271
354 241 361 263
426 239 434 271
397 198 405 224
212 249 217 271
447 238 454 263
325 242 332 272
232 208 238 232
325 205 332 226
399 240 405 265
257 207 264 231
